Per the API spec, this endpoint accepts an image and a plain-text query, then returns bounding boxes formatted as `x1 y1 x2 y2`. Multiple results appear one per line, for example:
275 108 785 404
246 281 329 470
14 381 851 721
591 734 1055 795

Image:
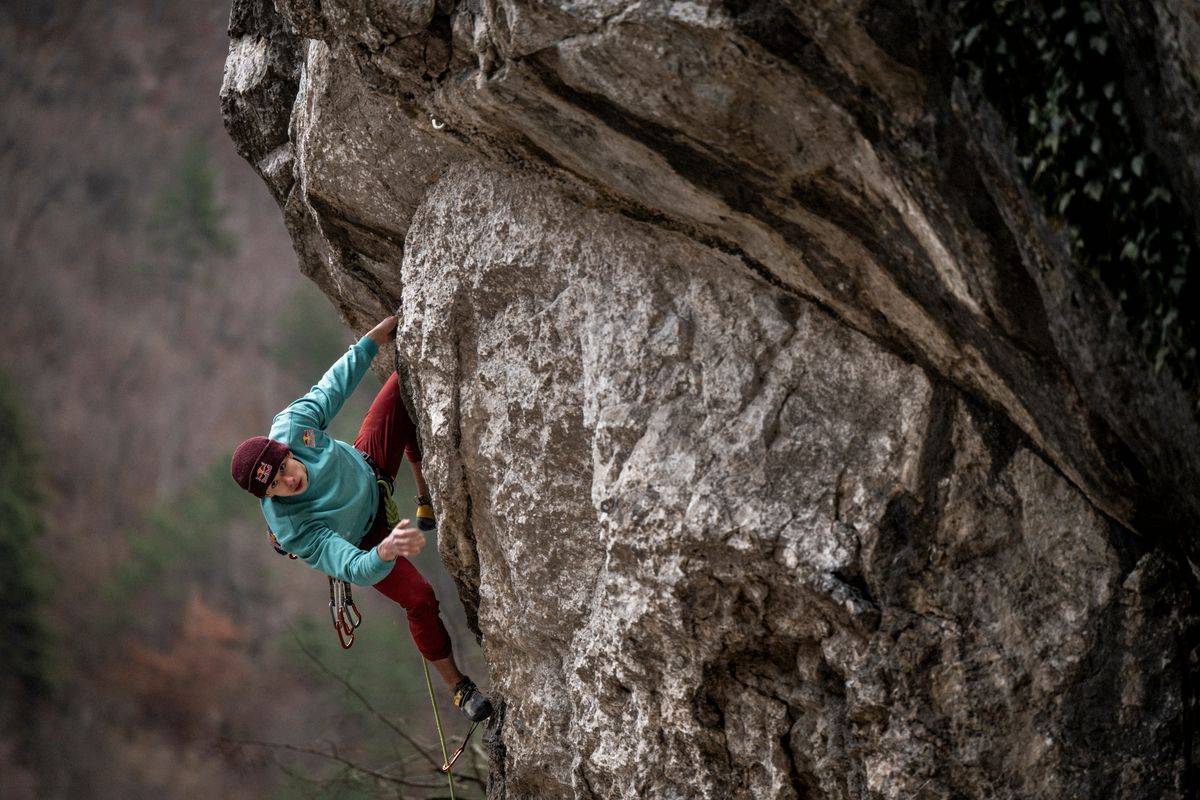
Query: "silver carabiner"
329 577 357 648
343 582 363 629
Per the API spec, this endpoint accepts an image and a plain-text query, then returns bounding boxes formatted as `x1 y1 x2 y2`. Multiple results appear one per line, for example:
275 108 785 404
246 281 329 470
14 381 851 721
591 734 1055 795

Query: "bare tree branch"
257 633 489 793
289 628 443 768
227 736 446 792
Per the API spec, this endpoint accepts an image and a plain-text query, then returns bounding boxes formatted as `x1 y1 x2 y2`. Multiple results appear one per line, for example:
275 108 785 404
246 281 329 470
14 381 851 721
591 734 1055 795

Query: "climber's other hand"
377 520 424 561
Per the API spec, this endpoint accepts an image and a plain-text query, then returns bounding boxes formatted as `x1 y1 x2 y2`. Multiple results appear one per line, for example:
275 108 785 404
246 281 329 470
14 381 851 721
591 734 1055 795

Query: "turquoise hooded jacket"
260 335 394 586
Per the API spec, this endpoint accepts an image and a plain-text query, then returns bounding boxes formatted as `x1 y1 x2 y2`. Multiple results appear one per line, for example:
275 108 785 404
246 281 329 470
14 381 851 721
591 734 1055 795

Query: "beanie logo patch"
303 430 316 447
255 462 274 484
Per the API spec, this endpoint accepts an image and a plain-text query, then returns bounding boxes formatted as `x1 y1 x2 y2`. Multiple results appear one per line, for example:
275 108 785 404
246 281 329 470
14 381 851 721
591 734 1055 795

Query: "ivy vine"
951 0 1199 407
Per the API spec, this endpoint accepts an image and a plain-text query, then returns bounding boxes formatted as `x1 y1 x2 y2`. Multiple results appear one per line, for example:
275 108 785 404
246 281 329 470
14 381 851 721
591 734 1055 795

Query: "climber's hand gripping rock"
366 314 399 346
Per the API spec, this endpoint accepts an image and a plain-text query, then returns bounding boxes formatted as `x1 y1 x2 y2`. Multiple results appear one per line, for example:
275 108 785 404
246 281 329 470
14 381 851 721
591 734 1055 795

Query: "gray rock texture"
222 1 1200 797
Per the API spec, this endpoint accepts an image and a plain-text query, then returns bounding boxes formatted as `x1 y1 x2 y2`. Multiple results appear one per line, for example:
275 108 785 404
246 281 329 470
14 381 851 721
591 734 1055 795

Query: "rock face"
222 2 1200 798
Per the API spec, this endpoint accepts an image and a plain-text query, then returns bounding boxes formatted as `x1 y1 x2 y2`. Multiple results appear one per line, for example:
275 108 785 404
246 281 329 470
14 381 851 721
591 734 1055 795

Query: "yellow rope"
421 657 457 800
378 479 400 528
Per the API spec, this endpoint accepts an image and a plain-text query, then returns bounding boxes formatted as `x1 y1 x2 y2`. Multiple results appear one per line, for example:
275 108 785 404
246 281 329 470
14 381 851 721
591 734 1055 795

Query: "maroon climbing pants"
354 372 452 662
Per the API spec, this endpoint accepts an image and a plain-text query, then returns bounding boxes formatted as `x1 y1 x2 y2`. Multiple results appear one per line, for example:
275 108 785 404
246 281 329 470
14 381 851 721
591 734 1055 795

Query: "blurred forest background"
0 2 486 797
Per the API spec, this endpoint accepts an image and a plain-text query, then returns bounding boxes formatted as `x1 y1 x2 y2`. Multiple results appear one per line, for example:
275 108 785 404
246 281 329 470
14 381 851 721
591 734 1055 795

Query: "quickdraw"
328 575 363 649
441 720 479 773
268 529 365 648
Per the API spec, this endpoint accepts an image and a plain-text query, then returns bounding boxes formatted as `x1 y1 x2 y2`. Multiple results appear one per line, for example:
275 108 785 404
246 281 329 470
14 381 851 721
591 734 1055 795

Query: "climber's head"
264 453 308 497
231 436 290 498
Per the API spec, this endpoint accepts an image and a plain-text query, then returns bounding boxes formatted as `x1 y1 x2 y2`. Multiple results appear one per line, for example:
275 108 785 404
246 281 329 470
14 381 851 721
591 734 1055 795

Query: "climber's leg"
354 371 421 482
409 455 435 531
411 460 430 501
369 554 492 721
354 372 434 528
430 655 465 687
371 555 453 663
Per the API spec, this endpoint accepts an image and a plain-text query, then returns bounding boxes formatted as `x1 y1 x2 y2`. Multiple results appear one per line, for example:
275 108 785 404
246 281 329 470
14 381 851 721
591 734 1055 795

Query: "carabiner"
336 616 356 649
329 577 357 648
343 584 363 629
338 605 361 637
441 720 479 773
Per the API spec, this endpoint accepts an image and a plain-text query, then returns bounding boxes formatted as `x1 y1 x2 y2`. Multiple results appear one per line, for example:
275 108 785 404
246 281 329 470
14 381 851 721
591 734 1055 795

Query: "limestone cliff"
222 2 1200 797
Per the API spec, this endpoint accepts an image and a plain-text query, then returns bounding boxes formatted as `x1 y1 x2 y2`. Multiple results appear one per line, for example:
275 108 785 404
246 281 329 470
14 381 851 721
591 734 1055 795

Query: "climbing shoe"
453 676 493 722
415 495 437 531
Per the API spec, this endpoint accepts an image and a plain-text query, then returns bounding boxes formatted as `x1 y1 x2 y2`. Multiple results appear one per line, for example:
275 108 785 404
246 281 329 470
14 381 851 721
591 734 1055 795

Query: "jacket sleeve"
280 335 380 432
282 520 396 586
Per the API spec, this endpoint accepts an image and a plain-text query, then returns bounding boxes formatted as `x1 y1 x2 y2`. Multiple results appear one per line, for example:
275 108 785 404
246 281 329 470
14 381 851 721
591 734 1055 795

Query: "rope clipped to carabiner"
328 576 362 649
441 721 479 774
422 658 458 799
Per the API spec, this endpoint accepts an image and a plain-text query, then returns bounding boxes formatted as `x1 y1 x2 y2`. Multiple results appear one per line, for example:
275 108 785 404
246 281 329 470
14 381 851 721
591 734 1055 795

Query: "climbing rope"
422 658 457 799
378 478 400 528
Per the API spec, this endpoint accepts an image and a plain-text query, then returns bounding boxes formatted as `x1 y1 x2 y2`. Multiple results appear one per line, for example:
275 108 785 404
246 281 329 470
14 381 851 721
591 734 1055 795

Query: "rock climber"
230 313 492 723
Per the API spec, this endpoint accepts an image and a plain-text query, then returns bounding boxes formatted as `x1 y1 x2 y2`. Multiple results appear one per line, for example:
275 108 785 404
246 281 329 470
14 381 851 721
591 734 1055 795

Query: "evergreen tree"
0 369 52 711
147 136 236 297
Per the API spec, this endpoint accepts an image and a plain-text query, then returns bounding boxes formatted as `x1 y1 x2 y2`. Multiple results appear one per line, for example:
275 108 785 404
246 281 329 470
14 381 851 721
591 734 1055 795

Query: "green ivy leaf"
952 0 1198 398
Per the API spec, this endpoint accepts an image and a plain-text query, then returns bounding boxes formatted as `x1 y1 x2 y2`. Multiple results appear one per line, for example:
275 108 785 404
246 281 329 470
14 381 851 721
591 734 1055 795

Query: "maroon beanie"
231 436 289 498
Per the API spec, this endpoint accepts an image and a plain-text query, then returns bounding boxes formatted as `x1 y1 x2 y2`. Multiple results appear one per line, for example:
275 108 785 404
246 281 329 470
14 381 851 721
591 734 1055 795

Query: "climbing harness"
328 575 363 649
360 448 401 529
